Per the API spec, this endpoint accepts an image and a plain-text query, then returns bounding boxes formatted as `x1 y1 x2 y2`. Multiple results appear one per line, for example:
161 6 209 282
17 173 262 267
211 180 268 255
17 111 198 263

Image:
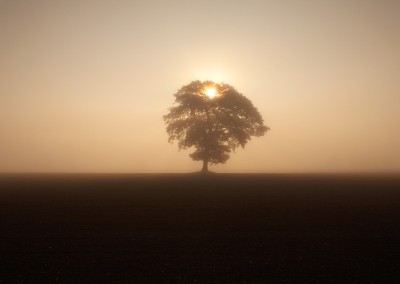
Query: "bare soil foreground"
1 173 400 283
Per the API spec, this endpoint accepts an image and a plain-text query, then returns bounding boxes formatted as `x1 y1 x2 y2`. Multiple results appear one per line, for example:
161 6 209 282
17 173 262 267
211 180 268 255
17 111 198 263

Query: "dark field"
1 174 400 283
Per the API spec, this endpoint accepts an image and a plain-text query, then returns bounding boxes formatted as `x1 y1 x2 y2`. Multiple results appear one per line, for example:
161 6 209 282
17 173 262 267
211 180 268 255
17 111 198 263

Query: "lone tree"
164 80 269 173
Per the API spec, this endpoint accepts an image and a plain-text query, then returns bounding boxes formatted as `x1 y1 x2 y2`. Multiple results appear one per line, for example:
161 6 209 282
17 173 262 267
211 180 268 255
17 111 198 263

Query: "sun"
204 86 218 99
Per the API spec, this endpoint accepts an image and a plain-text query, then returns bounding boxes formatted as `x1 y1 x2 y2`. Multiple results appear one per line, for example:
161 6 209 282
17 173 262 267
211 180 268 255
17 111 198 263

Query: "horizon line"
1 171 400 176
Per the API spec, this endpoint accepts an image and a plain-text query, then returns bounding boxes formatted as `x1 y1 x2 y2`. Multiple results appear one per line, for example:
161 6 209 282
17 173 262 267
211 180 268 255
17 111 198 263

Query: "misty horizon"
1 0 399 173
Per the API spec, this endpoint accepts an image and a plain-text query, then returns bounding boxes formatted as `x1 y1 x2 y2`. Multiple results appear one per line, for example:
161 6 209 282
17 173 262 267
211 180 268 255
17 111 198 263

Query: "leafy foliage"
164 80 269 168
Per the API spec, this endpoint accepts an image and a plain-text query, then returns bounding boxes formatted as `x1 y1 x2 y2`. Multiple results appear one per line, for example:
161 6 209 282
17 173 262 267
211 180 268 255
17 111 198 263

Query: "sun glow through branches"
204 87 218 99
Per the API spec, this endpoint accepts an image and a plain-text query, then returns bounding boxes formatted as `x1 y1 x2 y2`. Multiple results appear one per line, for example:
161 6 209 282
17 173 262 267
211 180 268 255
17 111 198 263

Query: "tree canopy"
164 80 269 172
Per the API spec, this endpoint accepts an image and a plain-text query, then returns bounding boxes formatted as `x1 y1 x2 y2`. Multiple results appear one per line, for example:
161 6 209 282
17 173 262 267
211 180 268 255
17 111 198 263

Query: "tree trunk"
202 158 209 173
202 104 211 173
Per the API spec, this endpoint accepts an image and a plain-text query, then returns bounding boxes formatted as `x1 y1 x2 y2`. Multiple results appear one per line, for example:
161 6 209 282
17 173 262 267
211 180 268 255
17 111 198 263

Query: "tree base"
200 170 215 175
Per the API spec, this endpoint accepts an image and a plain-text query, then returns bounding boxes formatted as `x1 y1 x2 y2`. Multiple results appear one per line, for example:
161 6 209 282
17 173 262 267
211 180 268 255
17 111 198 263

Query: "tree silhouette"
164 80 269 173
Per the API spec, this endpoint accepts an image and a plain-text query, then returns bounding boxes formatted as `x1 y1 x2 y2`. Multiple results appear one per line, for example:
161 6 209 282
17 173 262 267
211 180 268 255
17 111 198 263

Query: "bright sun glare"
204 87 217 99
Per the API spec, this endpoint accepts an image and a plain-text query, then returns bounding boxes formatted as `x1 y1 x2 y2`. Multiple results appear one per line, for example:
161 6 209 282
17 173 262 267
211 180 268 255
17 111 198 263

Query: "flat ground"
1 174 400 283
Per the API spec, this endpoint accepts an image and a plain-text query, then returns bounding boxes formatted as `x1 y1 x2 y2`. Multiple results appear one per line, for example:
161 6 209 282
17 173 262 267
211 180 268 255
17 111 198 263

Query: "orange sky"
1 0 399 173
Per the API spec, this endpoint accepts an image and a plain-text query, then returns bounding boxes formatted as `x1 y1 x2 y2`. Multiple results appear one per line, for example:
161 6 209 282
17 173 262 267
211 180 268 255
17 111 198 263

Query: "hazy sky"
1 0 399 173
